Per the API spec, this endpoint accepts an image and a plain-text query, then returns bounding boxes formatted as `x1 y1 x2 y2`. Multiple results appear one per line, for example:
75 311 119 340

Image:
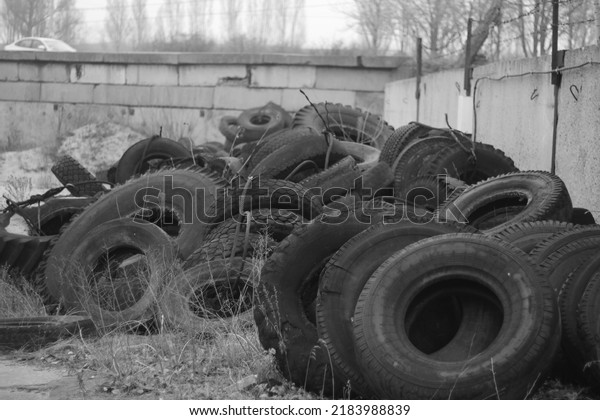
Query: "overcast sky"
75 0 359 48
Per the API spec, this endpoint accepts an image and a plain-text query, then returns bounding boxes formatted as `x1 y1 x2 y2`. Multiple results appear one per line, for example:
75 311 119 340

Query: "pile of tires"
3 102 600 401
249 117 600 399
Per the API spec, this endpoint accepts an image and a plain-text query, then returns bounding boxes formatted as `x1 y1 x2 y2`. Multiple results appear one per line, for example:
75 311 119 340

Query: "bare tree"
105 0 131 51
246 0 272 45
189 0 213 41
469 0 504 62
131 0 147 47
154 8 166 44
399 0 465 58
1 0 53 41
286 0 306 47
52 0 81 43
223 0 242 41
347 0 395 54
594 0 600 44
164 0 184 42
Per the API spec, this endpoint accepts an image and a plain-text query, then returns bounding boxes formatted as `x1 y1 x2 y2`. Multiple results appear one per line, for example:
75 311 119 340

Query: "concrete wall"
384 45 600 218
384 68 463 128
0 51 411 149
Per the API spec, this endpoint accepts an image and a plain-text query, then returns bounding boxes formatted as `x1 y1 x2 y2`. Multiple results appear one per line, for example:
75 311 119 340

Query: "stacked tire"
253 164 600 399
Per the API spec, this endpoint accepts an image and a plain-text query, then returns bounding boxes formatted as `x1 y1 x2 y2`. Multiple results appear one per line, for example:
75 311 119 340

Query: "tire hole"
405 279 504 360
189 275 253 319
250 115 271 126
132 207 181 237
89 248 148 312
467 194 529 230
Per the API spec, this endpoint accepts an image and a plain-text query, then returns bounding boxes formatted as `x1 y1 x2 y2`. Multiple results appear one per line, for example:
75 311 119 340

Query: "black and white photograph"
0 0 599 415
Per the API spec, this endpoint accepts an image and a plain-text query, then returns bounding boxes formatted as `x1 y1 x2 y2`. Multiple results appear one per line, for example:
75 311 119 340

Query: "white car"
4 37 76 52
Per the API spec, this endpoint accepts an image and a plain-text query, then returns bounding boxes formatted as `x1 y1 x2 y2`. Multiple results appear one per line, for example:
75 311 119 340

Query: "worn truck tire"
317 219 478 397
51 155 106 197
184 232 273 269
439 171 573 235
391 136 458 196
353 233 560 399
243 128 317 172
0 229 54 279
158 257 255 334
20 197 93 236
44 219 177 328
40 168 224 304
292 103 393 149
114 136 192 184
204 178 322 233
249 135 348 182
205 209 306 244
571 207 596 226
254 209 395 397
379 123 432 166
420 142 518 185
576 272 600 386
557 253 600 375
492 221 576 254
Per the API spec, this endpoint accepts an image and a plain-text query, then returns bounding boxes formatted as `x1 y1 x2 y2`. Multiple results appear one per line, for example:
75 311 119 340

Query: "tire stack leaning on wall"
250 124 600 399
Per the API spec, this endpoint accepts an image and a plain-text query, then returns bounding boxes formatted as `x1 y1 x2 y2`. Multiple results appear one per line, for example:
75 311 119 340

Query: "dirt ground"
0 353 84 399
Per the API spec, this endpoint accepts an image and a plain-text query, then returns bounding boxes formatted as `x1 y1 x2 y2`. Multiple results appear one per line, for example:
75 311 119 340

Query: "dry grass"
4 175 33 202
0 268 46 318
0 236 595 400
1 234 313 399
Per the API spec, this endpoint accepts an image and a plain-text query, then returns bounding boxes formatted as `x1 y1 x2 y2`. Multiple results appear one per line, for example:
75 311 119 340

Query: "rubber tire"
420 142 518 185
205 178 322 233
576 272 600 386
0 316 96 351
219 115 240 145
249 135 348 182
20 197 93 236
402 176 458 213
379 123 432 166
41 168 224 300
244 128 318 173
158 257 254 334
492 221 576 254
571 207 596 225
391 136 459 195
0 229 54 279
440 171 573 235
317 219 477 397
237 103 290 142
557 252 600 373
114 136 192 184
254 209 395 397
184 232 272 269
51 155 106 197
338 141 380 170
299 156 361 204
353 233 560 399
45 219 177 327
292 103 393 149
204 209 306 244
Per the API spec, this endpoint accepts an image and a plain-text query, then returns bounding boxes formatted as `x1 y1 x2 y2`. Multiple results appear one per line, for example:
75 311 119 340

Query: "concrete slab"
251 65 316 89
0 62 18 81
